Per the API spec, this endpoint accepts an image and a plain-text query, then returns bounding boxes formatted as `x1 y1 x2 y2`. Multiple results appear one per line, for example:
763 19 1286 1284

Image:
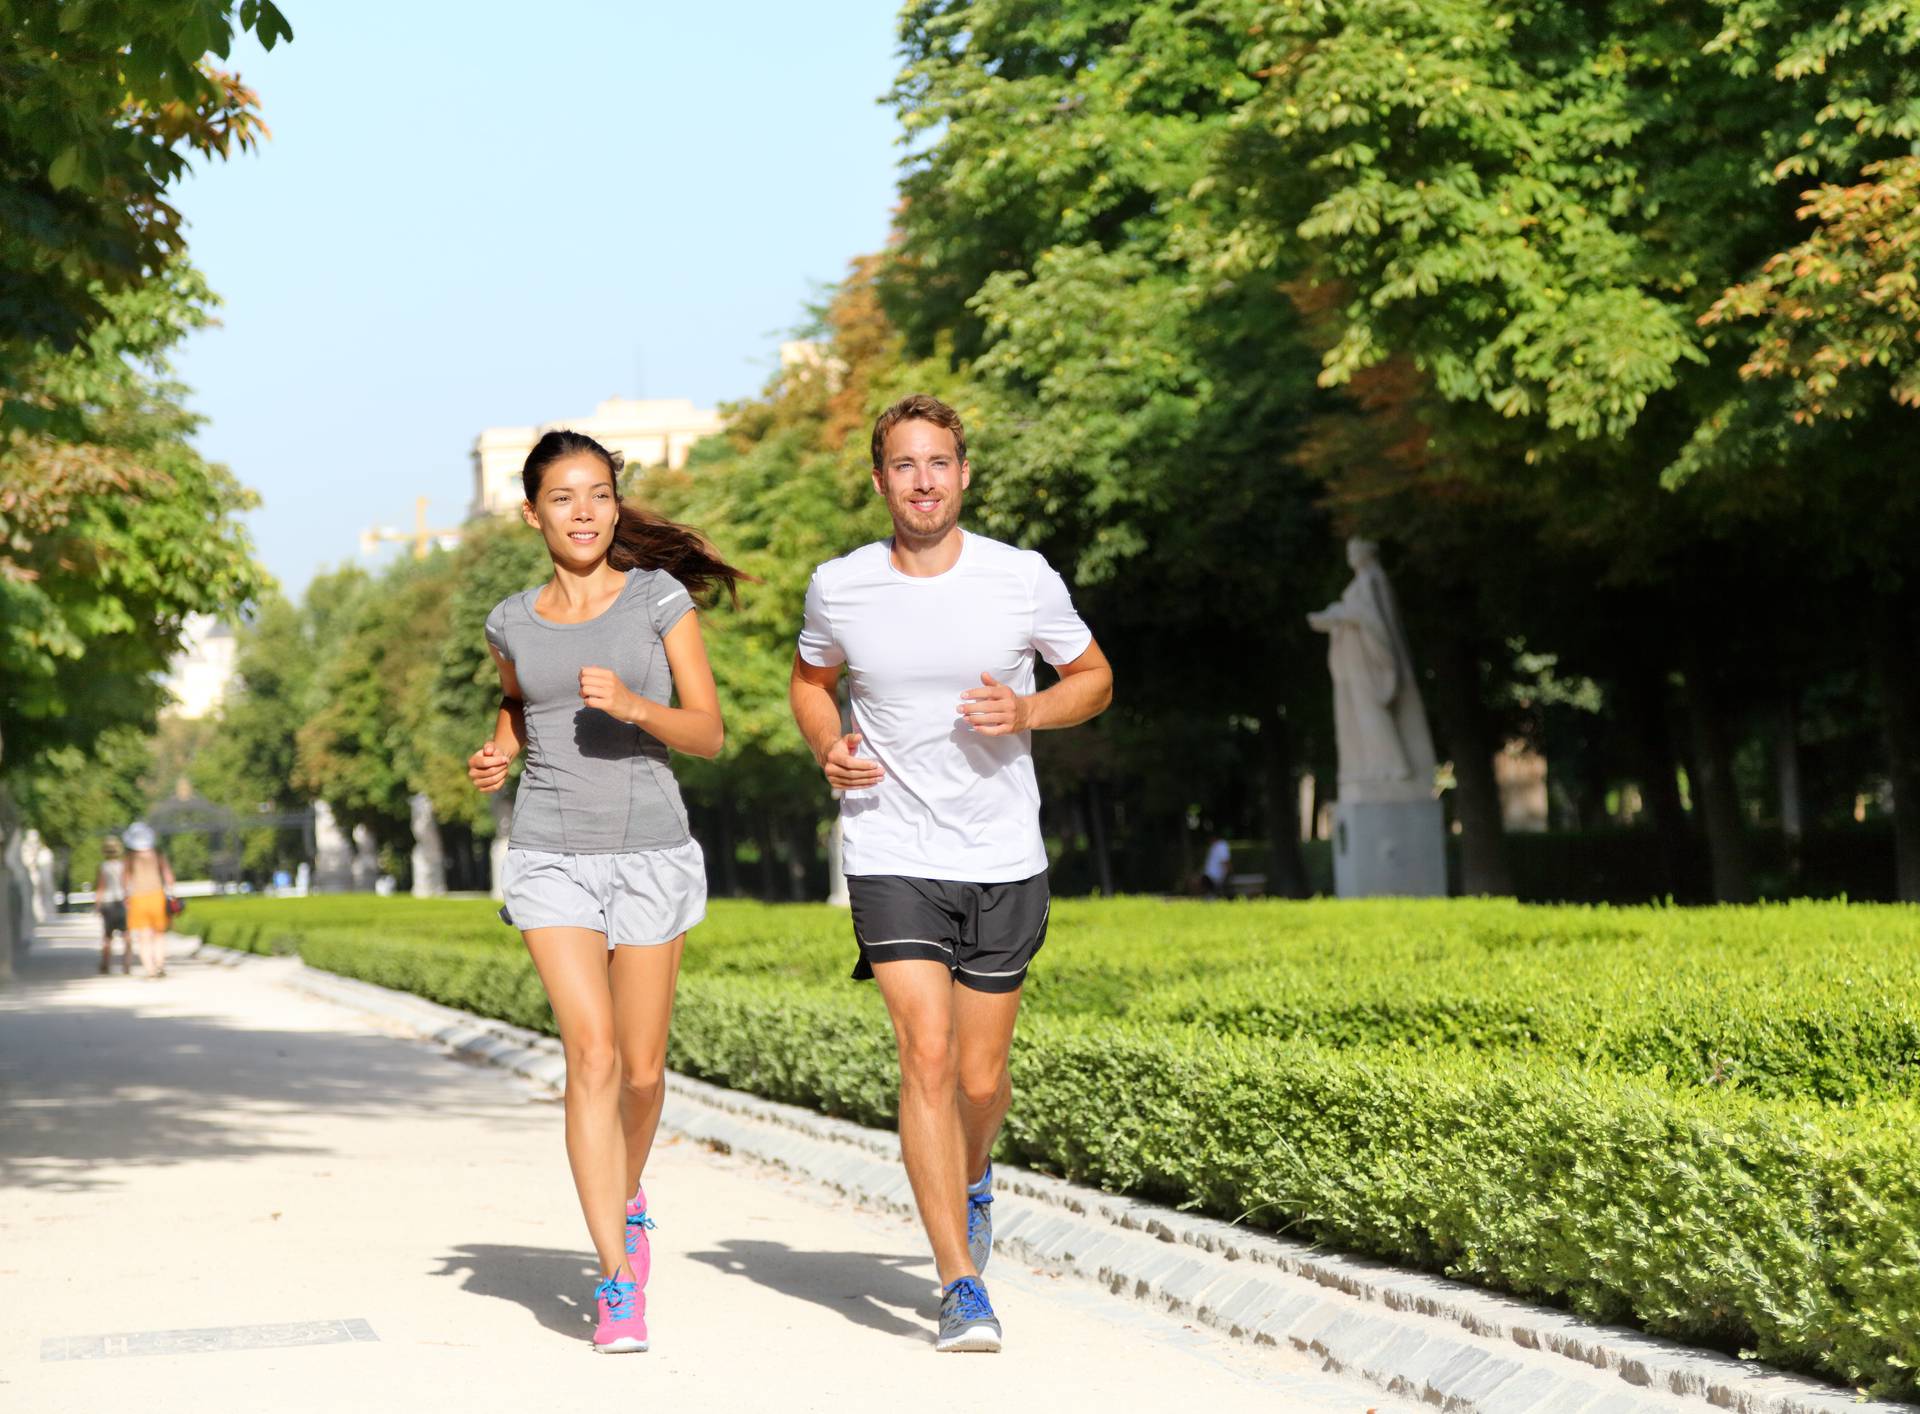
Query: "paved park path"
1 917 1409 1414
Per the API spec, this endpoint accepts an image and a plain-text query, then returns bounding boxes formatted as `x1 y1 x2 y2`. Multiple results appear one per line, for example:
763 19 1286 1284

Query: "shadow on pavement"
431 1243 601 1342
0 937 541 1193
686 1238 938 1340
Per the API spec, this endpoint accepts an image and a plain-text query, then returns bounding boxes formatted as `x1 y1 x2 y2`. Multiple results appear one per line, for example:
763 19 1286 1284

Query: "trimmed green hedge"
192 894 1920 1397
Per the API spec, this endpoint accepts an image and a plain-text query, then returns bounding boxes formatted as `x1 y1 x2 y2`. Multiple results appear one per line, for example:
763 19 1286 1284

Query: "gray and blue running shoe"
935 1275 1002 1353
966 1163 994 1273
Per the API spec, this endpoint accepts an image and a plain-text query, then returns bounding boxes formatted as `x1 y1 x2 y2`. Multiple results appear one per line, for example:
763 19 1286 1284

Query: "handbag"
165 893 185 920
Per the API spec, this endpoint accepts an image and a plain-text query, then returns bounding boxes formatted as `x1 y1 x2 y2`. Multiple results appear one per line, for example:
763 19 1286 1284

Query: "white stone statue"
311 801 353 893
1307 538 1446 897
409 792 446 898
349 823 379 892
1307 538 1438 804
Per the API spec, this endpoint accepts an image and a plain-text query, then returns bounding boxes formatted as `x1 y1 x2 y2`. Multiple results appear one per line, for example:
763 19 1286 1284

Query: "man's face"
873 418 969 541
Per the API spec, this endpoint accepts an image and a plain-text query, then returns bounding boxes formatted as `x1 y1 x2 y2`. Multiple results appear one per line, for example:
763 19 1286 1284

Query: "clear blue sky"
172 0 903 597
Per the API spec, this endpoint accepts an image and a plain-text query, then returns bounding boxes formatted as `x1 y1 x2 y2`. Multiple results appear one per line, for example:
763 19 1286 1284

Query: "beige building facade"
161 615 238 720
472 397 724 516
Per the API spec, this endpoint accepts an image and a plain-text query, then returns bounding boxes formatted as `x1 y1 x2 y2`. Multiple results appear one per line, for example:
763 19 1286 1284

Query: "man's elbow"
1091 666 1115 716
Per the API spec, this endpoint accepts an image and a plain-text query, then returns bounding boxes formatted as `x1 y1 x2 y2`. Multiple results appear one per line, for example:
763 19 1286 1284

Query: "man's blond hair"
871 394 967 469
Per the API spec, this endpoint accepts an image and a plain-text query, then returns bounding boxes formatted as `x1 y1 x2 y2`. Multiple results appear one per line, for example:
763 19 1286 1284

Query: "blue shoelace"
596 1276 636 1321
945 1277 994 1323
627 1209 657 1232
966 1191 992 1243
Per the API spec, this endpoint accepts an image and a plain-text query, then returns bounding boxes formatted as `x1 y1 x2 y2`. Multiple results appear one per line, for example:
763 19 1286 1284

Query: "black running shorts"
845 872 1051 994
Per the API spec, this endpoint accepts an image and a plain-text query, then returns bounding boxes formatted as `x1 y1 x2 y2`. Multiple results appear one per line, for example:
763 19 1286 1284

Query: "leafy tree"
10 725 152 887
424 515 549 833
294 554 457 856
0 0 290 379
1190 0 1920 898
886 1 1339 892
1 267 268 810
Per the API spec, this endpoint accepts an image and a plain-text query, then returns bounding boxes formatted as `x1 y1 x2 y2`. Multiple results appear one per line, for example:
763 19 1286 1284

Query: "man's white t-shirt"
797 531 1093 883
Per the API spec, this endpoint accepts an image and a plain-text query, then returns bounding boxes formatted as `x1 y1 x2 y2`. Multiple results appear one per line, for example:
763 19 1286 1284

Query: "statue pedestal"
1334 797 1447 898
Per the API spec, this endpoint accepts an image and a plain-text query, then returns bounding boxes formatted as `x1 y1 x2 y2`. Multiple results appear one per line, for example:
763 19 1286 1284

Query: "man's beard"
892 491 961 542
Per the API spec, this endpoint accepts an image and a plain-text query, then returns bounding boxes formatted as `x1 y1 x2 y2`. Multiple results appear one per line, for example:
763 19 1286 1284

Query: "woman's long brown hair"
521 429 750 607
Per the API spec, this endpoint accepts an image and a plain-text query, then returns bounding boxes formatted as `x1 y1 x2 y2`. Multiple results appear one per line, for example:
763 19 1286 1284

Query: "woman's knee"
620 1059 665 1104
565 1038 620 1091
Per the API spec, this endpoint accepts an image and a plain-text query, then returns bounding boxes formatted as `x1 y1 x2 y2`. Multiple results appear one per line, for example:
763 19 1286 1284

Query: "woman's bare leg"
523 927 631 1279
132 927 158 978
609 935 684 1195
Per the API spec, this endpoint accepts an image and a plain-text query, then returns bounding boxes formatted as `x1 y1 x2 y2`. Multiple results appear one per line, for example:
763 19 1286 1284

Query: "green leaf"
47 145 85 192
256 1 294 48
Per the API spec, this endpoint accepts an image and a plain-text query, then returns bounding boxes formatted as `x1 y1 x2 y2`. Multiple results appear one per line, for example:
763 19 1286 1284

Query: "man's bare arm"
791 654 884 789
958 639 1114 736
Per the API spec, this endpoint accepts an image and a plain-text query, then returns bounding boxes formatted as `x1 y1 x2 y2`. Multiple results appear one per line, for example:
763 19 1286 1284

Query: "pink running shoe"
625 1184 655 1287
593 1272 648 1353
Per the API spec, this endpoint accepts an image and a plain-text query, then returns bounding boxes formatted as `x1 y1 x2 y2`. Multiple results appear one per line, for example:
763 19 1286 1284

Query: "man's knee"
897 1029 956 1093
957 1063 1009 1111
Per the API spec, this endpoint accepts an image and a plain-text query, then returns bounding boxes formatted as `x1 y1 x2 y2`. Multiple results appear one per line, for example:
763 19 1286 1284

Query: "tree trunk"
1768 691 1806 888
1868 590 1920 902
1615 666 1690 897
0 822 17 983
1425 624 1513 895
720 803 742 897
1770 694 1805 844
1257 711 1310 898
754 811 778 900
1679 638 1755 903
1084 779 1115 896
784 815 812 902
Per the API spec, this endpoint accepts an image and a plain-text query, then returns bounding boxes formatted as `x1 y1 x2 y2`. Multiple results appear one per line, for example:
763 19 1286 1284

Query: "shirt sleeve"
796 569 844 667
1031 560 1094 666
650 574 695 637
483 600 512 660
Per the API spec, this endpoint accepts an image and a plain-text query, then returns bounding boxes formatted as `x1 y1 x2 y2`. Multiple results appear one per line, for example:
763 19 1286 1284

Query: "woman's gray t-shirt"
484 569 695 854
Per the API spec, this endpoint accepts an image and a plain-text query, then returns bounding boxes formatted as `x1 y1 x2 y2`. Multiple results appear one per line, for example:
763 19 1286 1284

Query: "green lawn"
190 893 1920 1398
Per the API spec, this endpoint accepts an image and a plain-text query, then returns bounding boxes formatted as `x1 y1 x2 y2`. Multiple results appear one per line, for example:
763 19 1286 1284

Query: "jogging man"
789 393 1113 1352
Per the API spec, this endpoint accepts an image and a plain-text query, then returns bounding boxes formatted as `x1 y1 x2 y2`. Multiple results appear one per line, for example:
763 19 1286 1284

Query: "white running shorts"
499 839 707 948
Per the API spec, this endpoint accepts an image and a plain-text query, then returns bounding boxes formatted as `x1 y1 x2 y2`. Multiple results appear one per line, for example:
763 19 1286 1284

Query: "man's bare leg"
954 984 1022 1184
871 958 973 1286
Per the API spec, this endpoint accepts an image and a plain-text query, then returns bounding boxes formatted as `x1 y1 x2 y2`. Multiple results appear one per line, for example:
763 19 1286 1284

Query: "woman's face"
523 454 619 568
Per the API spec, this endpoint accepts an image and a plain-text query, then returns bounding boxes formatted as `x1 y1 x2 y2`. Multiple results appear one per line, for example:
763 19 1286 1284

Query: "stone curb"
193 941 1909 1414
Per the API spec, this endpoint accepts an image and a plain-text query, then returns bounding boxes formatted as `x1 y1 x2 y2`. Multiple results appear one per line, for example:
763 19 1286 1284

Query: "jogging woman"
120 822 174 979
466 429 744 1354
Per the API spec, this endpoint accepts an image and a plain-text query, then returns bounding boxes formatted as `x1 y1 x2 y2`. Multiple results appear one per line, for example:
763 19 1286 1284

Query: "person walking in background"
790 394 1114 1352
95 835 130 974
1202 831 1232 898
466 429 746 1355
121 823 173 979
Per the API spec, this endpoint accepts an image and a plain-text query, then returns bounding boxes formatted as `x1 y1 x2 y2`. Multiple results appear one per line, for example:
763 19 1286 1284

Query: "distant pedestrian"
790 394 1114 1352
120 822 174 979
95 836 131 974
1202 832 1231 898
467 429 747 1354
